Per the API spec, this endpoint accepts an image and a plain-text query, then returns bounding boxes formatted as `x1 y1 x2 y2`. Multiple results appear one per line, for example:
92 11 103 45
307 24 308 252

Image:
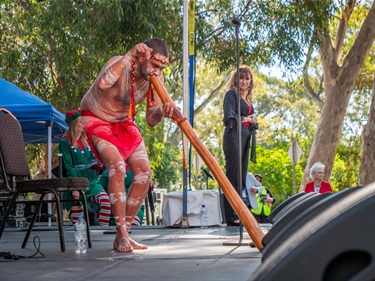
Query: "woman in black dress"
223 66 258 226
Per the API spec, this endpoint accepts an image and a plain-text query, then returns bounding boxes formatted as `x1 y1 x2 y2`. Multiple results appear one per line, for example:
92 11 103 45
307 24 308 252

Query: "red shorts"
80 110 143 164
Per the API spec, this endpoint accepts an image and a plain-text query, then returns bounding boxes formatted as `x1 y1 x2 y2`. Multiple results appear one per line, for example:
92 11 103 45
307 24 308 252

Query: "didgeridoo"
150 75 264 250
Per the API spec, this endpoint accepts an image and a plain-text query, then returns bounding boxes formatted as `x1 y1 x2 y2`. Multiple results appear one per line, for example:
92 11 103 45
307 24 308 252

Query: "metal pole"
232 17 243 240
145 196 150 225
292 137 297 194
182 0 190 227
47 125 52 226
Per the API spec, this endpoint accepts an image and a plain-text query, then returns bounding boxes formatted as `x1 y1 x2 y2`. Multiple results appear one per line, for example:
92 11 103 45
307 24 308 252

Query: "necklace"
314 183 321 192
128 59 136 119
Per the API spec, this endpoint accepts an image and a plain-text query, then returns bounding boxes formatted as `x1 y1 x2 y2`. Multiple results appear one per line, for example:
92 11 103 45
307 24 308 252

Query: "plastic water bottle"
200 204 208 229
74 215 87 254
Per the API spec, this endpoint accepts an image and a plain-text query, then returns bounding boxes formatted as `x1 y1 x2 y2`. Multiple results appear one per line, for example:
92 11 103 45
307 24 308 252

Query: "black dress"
222 90 257 224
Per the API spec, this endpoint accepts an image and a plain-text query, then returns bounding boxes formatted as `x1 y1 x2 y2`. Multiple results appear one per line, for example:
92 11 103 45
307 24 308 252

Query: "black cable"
27 235 46 258
0 235 45 261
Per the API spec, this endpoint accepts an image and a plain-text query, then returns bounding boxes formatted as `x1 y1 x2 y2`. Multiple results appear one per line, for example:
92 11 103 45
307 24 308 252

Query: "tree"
2 0 374 191
0 0 184 182
359 73 375 185
300 1 375 188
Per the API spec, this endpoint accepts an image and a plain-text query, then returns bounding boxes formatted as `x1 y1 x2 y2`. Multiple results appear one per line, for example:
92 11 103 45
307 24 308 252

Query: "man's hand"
128 43 153 60
161 102 174 118
250 187 258 193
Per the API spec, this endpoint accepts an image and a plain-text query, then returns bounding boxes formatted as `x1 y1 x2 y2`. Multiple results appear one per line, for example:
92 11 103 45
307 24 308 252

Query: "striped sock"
91 190 111 226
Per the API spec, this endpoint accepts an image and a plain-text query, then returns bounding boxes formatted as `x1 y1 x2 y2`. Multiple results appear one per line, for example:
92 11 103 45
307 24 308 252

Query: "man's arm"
97 55 132 91
97 43 153 91
146 80 174 127
146 106 163 127
146 82 164 127
146 103 174 127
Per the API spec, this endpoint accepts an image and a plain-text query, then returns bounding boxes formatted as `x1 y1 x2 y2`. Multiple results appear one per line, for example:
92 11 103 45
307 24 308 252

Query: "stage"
0 225 261 281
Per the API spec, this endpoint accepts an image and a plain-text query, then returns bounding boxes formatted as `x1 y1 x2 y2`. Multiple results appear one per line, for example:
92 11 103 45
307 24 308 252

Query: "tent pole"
48 124 52 227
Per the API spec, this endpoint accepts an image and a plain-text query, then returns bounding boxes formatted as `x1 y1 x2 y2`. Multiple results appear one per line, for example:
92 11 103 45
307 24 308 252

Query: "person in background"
80 38 173 252
304 162 333 193
242 172 263 212
58 109 111 226
222 65 258 226
250 174 275 223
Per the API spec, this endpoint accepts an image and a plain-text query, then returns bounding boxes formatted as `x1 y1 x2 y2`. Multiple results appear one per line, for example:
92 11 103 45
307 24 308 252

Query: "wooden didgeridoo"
150 75 264 250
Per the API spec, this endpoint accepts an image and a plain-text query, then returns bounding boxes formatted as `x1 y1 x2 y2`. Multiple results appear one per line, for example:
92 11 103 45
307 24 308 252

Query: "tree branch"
195 70 231 115
334 0 356 61
320 32 340 81
166 72 231 146
303 37 322 104
340 1 375 81
238 0 253 18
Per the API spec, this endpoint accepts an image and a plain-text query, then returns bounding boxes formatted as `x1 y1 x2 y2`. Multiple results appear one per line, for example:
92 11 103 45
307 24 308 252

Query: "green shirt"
58 138 102 210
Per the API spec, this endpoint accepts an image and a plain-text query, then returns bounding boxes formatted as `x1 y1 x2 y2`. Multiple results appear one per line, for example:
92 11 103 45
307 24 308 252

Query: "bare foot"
113 235 133 252
113 233 148 252
113 232 120 250
129 237 148 250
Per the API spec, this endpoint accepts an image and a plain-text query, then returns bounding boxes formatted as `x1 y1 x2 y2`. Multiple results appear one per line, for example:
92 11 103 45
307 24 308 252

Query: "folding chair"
0 108 91 252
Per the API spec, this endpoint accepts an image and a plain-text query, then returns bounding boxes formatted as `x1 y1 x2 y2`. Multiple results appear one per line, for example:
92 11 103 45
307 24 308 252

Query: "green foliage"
0 0 183 112
195 0 336 73
25 144 43 176
332 136 362 190
135 103 180 190
248 145 304 207
1 0 373 196
151 143 181 190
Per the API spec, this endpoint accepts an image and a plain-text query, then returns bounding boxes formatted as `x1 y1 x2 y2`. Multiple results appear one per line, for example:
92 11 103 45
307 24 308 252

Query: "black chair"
0 108 91 252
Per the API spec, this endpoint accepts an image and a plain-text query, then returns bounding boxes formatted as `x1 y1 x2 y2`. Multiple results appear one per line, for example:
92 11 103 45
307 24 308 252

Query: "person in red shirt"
304 162 333 193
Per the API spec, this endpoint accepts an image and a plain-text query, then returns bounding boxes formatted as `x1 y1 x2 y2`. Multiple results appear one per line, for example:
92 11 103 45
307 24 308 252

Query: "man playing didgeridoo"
80 38 173 252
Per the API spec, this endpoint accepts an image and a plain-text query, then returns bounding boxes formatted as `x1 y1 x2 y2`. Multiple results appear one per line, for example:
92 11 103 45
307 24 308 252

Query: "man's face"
255 176 262 183
139 53 168 80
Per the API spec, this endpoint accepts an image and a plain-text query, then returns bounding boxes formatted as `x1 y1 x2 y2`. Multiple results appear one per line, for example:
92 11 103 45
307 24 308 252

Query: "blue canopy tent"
0 78 68 225
0 78 67 144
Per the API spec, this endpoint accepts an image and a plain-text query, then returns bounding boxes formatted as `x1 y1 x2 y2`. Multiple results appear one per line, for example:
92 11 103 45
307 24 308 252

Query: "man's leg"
124 141 151 248
91 136 130 251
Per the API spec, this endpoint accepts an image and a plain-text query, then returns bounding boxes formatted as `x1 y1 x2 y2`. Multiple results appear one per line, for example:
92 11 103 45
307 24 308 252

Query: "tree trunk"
300 68 353 188
359 74 375 185
300 2 375 190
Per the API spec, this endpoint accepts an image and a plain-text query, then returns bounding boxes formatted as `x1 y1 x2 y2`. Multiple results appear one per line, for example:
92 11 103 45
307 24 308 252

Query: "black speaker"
268 192 316 224
250 184 375 281
266 192 307 224
262 192 332 246
262 188 351 260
